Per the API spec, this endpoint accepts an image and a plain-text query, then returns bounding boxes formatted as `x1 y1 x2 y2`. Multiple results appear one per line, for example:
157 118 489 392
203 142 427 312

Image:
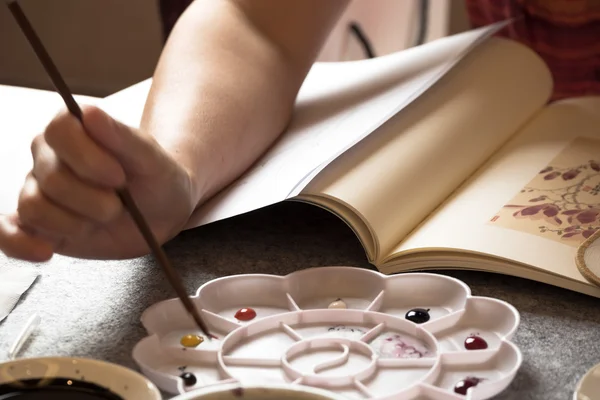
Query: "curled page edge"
286 20 512 198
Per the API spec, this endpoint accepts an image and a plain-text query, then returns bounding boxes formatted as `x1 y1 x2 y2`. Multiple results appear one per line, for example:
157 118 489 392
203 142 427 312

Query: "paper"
0 265 39 323
392 97 600 287
304 34 553 260
183 22 508 229
0 85 98 215
490 137 600 247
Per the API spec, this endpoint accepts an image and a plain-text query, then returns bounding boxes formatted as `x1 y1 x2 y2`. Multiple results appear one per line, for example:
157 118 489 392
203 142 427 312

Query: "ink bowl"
0 356 161 400
171 382 346 400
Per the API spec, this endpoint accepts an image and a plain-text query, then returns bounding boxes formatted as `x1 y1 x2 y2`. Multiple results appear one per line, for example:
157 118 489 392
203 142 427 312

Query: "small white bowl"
171 382 347 400
0 357 161 400
574 361 600 400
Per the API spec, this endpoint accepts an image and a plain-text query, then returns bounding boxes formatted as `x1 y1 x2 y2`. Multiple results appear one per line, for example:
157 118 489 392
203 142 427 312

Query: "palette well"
133 266 522 399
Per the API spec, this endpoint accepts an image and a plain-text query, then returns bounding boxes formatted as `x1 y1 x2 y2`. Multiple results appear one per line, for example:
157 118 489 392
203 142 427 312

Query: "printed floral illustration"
490 138 600 246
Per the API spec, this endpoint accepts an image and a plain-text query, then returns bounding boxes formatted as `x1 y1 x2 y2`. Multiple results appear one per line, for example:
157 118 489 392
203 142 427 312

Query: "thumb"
80 105 160 175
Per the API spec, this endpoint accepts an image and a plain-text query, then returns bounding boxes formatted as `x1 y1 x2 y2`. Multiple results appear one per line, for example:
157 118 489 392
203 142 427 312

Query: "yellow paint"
180 334 204 348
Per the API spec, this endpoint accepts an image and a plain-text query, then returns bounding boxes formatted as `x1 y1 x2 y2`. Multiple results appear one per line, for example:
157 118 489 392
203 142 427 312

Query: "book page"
180 23 507 229
0 85 98 214
392 97 600 286
301 38 552 261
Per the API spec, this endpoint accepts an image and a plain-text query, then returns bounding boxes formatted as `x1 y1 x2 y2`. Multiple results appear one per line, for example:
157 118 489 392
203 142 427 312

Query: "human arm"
0 0 349 260
144 0 350 204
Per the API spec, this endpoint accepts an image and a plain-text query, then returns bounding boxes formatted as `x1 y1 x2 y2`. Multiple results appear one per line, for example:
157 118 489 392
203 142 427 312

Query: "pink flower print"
375 334 429 359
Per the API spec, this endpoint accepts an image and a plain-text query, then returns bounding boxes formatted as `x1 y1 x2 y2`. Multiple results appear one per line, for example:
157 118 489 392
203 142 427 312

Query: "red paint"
454 377 482 395
234 308 256 321
464 335 488 350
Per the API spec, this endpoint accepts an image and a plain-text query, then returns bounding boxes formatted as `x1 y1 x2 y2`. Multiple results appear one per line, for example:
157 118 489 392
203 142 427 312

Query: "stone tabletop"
0 201 599 399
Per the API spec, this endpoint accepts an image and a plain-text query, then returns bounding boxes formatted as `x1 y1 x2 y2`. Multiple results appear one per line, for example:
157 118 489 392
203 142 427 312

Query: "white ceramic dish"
573 362 600 400
172 382 347 399
133 266 522 399
0 356 161 399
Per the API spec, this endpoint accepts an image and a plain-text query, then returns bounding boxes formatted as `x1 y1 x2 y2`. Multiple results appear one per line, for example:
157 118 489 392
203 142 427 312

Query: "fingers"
1 105 157 261
31 137 123 223
81 105 161 175
43 108 126 188
18 173 94 238
0 214 53 262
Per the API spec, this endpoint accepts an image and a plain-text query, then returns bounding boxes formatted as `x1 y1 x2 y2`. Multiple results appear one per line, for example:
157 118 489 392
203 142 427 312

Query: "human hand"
0 105 200 261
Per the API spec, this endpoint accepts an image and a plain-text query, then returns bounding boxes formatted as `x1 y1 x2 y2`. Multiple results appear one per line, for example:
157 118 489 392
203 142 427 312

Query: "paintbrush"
7 0 212 339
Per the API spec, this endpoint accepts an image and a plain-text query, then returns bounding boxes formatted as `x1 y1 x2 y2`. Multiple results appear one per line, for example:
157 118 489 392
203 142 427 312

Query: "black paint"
179 372 197 386
405 308 431 324
0 378 122 400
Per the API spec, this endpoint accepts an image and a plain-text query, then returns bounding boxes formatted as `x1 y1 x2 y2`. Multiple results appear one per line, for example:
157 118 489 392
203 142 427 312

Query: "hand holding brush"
3 0 211 337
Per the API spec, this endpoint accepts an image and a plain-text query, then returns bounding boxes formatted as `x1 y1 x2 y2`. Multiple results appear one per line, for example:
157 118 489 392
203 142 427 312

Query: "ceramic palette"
132 267 521 399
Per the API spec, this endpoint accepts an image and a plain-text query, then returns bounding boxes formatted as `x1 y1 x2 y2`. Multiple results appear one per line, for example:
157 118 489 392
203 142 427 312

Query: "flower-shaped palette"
132 267 521 399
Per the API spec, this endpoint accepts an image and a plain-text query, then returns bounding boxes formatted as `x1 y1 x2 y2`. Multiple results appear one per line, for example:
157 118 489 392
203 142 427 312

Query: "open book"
290 31 600 298
79 21 600 298
294 38 600 298
4 21 600 297
185 19 599 298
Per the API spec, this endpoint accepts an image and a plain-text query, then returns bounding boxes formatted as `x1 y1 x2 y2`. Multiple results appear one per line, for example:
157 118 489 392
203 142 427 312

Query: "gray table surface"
0 201 599 399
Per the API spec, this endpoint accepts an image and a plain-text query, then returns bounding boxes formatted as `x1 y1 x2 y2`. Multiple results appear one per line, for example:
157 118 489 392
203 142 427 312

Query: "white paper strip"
0 266 39 323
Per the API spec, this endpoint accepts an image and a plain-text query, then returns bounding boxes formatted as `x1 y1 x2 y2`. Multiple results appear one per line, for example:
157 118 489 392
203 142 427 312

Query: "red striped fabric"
466 0 600 101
